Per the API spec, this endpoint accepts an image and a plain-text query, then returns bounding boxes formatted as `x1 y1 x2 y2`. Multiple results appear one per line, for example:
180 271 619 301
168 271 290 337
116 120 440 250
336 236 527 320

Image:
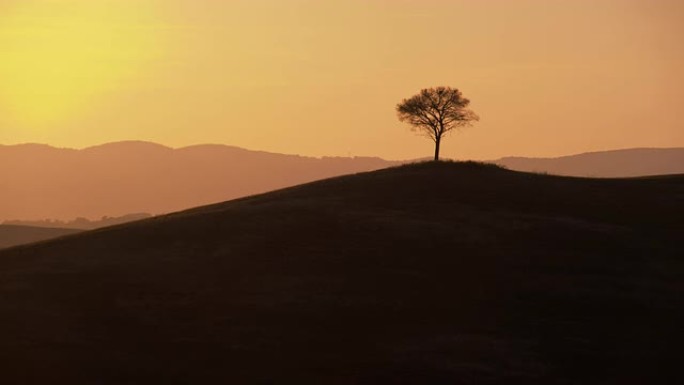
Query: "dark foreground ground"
0 162 682 384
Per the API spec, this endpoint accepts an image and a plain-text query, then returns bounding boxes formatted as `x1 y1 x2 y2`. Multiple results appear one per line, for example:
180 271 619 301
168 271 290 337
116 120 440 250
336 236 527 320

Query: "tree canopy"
397 87 479 160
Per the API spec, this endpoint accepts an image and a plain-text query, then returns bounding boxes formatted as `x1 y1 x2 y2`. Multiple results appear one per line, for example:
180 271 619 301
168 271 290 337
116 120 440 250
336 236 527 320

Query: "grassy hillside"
0 225 82 249
0 162 681 384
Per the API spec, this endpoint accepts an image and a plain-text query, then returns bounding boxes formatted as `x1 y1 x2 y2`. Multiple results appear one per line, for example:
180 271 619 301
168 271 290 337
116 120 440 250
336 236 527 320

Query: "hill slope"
0 225 82 249
0 162 682 384
495 147 684 177
0 141 396 221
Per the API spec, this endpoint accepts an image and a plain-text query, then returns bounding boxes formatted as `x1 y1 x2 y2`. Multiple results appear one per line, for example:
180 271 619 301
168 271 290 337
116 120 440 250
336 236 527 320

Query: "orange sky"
0 0 682 160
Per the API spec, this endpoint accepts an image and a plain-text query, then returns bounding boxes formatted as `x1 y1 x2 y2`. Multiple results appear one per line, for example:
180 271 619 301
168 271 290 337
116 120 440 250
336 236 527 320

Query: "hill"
0 224 82 249
0 141 396 222
0 162 682 384
495 147 684 177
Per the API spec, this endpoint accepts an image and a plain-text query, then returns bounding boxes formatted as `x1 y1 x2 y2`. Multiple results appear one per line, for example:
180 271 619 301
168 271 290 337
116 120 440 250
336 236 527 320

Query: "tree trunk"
434 137 441 161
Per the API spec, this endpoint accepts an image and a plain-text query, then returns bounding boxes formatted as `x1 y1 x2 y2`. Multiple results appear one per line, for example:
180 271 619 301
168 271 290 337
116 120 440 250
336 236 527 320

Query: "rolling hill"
0 162 681 384
495 147 684 177
0 224 82 249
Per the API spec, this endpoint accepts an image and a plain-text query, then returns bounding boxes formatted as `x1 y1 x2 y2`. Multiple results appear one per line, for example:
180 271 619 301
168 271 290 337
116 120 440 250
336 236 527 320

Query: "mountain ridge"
0 141 399 222
495 147 684 177
1 141 394 160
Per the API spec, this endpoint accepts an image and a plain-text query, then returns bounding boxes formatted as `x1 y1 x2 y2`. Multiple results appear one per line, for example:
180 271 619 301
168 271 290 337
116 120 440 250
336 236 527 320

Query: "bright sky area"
0 0 682 160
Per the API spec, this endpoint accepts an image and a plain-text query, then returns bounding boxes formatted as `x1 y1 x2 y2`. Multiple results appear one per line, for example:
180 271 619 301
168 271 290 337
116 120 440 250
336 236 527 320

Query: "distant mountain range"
494 147 684 177
1 142 682 222
0 141 397 222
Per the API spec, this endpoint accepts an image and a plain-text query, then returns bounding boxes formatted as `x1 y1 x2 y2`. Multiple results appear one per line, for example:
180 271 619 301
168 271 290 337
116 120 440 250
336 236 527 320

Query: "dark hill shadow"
0 162 681 384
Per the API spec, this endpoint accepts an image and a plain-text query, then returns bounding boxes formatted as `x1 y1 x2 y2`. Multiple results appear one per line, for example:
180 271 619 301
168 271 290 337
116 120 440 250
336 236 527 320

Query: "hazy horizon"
3 139 683 162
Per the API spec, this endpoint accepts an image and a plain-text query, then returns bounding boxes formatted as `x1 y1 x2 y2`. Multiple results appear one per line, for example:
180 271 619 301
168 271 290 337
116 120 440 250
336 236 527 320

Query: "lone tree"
397 86 479 161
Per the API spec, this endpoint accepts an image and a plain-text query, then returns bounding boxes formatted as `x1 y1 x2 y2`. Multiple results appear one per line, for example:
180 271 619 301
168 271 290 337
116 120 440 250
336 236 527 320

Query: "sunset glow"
0 0 682 159
0 0 165 126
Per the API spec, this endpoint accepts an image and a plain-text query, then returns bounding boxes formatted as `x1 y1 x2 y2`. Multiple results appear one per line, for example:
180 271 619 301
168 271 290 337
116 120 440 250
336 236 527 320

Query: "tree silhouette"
397 87 479 161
